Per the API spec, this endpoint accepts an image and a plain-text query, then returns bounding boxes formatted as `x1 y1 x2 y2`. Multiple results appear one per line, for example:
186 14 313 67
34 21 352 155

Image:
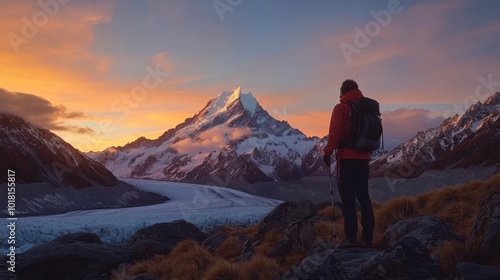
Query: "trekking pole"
329 152 338 238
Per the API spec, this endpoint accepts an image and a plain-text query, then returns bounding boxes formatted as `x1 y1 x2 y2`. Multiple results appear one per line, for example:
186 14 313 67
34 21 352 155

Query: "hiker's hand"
323 154 331 167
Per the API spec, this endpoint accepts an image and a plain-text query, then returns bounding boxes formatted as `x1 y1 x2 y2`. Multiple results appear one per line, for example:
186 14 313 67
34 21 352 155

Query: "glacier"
0 179 281 255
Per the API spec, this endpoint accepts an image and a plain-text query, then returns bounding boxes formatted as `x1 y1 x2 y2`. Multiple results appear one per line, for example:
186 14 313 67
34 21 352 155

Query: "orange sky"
1 0 499 151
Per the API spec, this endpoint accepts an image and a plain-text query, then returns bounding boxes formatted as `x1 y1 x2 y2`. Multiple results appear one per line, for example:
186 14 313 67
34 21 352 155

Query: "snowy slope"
0 113 119 188
371 92 500 178
0 179 281 255
88 88 326 183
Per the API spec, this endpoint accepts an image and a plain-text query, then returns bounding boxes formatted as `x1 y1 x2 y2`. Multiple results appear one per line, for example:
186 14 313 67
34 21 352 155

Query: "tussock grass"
242 224 259 238
202 259 240 280
434 240 469 274
240 255 283 280
254 230 285 255
122 240 215 280
420 186 476 215
435 201 477 236
125 255 169 279
316 205 342 218
214 236 241 260
374 195 420 235
313 220 344 244
371 200 383 211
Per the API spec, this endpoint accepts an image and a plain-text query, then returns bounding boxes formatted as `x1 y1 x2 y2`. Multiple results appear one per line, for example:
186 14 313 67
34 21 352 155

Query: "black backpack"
339 97 383 152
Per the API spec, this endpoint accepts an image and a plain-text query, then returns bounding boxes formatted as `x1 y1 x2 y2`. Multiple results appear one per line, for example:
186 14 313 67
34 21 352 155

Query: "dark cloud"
381 108 444 150
0 88 94 134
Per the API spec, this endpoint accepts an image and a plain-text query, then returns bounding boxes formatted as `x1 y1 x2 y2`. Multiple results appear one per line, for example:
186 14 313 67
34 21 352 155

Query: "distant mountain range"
89 89 500 183
3 88 497 190
370 92 500 178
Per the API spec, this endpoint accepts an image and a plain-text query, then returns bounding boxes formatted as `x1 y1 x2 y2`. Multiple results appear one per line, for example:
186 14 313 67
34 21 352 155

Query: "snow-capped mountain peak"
484 92 500 107
88 88 326 183
204 87 259 117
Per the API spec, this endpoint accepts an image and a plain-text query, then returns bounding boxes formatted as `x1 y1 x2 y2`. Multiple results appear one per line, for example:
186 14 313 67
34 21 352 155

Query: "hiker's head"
340 79 358 95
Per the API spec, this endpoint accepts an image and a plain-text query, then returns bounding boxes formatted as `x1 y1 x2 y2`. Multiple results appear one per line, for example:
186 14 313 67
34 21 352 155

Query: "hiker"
323 79 376 246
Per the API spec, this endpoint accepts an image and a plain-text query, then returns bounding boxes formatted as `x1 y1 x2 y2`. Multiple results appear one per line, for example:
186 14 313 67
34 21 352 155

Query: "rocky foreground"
2 186 500 280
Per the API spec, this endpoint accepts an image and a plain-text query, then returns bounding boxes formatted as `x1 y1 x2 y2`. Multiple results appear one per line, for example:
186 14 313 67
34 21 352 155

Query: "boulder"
384 215 458 249
268 220 314 257
355 236 446 280
467 191 500 260
127 220 206 259
259 200 316 236
16 233 132 280
455 262 500 280
281 249 348 280
331 247 384 277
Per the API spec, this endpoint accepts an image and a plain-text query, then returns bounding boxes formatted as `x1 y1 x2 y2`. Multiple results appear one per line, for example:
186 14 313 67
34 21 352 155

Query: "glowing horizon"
1 0 499 152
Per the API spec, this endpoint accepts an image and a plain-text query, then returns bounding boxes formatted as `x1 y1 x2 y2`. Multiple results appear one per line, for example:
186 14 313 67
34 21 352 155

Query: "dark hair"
340 79 358 95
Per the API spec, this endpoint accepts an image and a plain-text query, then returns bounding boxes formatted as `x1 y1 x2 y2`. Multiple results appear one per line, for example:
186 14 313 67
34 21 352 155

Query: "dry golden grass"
167 241 215 279
484 174 500 191
434 240 469 274
214 236 241 260
415 192 432 210
313 221 344 244
435 201 478 236
413 175 500 238
240 255 284 280
202 259 240 280
126 255 169 279
254 230 285 255
316 206 342 218
125 240 216 280
242 223 259 238
421 186 476 215
371 200 383 211
374 195 420 235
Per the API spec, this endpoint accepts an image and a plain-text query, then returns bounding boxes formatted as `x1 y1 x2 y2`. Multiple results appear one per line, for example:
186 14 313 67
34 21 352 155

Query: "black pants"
337 159 374 242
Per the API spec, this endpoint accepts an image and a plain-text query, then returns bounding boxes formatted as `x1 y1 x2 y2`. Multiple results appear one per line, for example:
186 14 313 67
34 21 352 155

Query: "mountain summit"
203 87 258 117
370 92 500 178
89 89 324 184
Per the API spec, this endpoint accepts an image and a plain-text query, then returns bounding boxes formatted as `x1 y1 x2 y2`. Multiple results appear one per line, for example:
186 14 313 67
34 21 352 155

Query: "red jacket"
323 89 371 160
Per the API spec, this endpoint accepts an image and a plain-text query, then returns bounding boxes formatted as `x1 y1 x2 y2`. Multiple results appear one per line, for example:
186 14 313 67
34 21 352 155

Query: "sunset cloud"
0 88 93 134
381 108 444 149
171 126 252 154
